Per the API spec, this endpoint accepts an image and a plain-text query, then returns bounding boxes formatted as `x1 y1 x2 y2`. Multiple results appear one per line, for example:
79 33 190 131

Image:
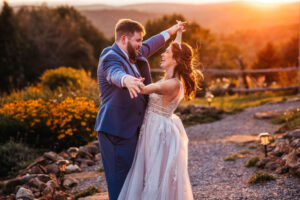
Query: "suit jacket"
94 33 165 138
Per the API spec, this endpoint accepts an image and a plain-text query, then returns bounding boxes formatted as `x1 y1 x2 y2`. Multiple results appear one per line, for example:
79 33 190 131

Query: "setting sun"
244 0 297 4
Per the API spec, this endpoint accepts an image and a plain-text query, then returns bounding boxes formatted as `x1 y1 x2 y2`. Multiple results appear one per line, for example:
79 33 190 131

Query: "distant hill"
77 1 299 37
80 9 159 38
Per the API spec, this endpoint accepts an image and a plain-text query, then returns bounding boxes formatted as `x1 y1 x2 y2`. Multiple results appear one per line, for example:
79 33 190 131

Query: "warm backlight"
245 0 292 4
243 0 295 8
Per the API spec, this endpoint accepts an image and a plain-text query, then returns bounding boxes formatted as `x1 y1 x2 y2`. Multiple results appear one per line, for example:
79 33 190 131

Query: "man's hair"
115 19 146 41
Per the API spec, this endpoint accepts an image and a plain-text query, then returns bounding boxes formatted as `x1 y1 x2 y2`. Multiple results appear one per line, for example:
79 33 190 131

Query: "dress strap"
168 78 183 105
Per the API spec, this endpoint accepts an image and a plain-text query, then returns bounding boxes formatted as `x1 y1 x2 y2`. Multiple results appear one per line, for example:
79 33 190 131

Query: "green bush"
97 167 104 173
236 143 246 148
74 186 101 199
248 172 275 184
0 86 54 106
248 145 257 149
0 182 5 189
224 154 238 161
0 66 100 150
0 114 29 143
40 67 93 91
273 108 300 133
182 113 222 127
245 156 260 168
239 150 250 155
0 141 40 177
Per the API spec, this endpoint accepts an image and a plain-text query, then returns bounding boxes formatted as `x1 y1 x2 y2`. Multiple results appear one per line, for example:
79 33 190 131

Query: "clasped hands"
123 76 145 98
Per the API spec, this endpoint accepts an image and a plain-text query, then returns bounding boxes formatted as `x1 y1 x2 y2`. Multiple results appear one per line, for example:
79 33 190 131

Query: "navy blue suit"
95 33 165 200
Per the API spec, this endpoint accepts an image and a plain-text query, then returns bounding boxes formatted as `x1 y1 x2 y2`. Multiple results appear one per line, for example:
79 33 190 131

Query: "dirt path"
187 98 300 199
77 98 300 200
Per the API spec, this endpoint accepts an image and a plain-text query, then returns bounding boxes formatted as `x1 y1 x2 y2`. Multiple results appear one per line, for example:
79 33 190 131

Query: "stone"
256 157 271 168
271 139 290 157
275 165 289 174
95 153 102 162
37 174 51 183
86 145 100 156
42 180 57 199
284 129 300 139
58 151 70 160
77 158 95 168
45 163 59 174
16 187 34 200
92 140 99 147
28 165 44 175
53 191 69 200
77 149 94 160
19 156 48 176
254 110 284 119
63 177 78 188
34 192 41 198
66 164 81 174
22 174 35 182
43 151 58 161
28 177 46 190
296 147 300 156
290 139 300 148
4 177 26 194
265 161 280 171
285 149 300 169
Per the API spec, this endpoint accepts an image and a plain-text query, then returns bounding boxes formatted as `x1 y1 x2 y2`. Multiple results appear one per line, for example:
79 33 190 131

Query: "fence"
151 66 300 94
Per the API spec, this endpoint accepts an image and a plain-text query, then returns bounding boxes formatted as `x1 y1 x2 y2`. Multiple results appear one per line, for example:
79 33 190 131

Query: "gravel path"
76 98 300 200
187 98 300 200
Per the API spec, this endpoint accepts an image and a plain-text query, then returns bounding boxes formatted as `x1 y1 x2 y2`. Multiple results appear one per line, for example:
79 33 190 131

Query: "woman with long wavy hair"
118 27 202 200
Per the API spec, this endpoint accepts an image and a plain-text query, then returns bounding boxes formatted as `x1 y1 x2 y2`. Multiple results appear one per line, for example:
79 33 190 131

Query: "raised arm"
140 78 180 96
139 21 187 58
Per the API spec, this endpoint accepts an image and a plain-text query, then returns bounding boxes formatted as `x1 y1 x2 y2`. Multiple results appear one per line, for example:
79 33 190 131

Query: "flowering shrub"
0 97 98 150
1 67 100 107
40 66 91 91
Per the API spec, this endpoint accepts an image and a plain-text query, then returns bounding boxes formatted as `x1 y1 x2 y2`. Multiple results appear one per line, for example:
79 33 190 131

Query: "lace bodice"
147 79 183 118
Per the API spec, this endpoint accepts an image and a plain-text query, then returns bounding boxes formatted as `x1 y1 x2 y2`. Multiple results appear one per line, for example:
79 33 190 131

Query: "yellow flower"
81 121 87 126
34 119 41 123
58 134 65 140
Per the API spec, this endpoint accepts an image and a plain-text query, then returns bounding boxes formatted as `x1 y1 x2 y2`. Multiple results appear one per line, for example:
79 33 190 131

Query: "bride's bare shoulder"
159 78 180 92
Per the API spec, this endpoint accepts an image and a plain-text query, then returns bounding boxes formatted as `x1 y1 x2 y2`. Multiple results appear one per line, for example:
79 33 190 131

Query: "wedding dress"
118 79 194 200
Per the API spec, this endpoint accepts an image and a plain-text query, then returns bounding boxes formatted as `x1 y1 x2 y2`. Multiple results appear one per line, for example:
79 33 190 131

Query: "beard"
127 42 137 63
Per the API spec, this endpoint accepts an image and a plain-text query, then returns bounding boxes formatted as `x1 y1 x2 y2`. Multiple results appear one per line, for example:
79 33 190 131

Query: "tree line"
0 1 298 93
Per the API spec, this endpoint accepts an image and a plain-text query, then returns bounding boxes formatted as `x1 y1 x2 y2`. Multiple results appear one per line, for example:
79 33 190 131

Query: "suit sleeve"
139 33 166 58
102 55 128 88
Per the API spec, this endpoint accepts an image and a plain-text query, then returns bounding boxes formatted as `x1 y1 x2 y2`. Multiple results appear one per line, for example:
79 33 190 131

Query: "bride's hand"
166 21 187 36
138 77 145 93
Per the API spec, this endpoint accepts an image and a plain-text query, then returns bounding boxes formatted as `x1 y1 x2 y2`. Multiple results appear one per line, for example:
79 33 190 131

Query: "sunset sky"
3 0 299 6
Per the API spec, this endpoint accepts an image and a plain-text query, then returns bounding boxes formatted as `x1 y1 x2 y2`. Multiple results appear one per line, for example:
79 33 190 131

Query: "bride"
118 27 202 200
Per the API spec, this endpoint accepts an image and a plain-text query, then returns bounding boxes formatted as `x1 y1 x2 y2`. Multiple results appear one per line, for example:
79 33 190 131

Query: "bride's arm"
140 78 180 96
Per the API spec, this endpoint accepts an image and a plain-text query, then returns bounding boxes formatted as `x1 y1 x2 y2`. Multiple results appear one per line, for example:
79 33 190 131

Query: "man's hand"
166 20 187 36
123 76 145 98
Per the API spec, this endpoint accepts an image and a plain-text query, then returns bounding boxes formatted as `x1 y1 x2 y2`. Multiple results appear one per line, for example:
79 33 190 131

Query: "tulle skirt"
118 110 194 200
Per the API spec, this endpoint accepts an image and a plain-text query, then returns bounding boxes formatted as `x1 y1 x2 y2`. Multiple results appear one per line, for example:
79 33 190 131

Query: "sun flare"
243 0 297 8
244 0 297 4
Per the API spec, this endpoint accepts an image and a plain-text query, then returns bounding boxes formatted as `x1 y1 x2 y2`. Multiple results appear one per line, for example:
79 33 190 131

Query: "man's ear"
120 35 127 45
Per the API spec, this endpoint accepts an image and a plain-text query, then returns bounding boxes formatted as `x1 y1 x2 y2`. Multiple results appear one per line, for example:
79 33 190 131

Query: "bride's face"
160 46 177 69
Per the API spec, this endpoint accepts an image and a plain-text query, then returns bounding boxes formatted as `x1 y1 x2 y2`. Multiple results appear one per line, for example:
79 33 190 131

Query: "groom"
95 19 184 200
